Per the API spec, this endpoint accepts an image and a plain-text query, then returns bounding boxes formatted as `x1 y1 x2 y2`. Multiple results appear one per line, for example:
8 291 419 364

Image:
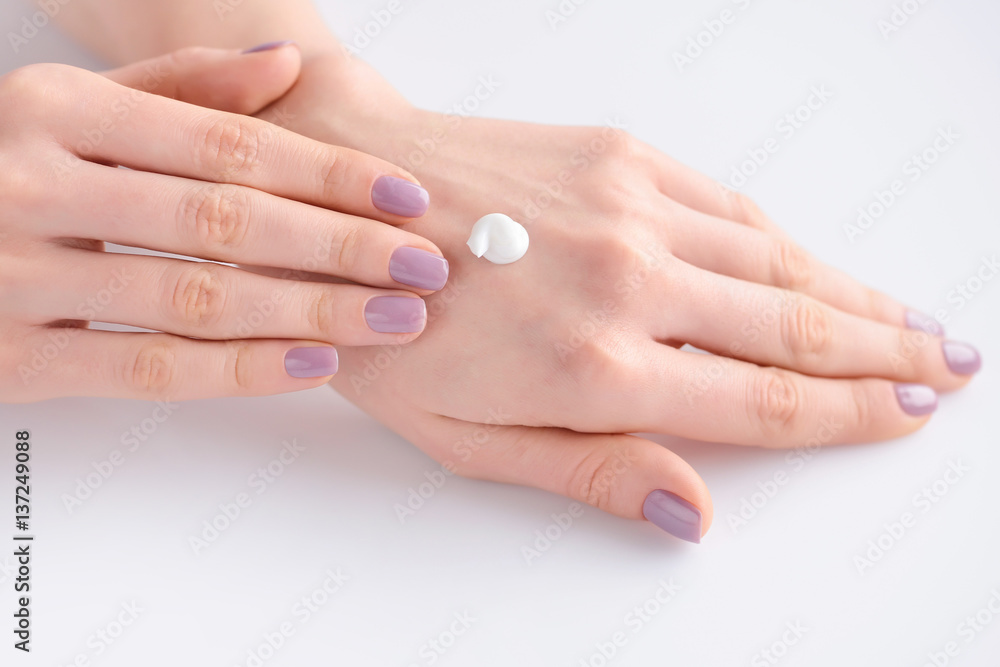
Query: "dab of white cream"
466 213 529 264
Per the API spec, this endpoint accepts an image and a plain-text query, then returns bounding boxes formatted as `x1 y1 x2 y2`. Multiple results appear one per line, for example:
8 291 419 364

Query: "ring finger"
15 248 428 345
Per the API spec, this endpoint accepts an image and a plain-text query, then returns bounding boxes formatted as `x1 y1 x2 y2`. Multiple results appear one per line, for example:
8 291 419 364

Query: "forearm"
53 0 341 63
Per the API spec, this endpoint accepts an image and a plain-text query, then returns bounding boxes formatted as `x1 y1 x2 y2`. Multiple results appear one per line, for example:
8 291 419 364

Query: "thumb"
422 417 714 544
100 44 301 115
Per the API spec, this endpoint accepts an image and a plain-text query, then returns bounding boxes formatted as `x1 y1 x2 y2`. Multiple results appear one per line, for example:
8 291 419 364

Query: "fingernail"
942 340 982 375
242 40 297 54
372 176 430 217
894 383 938 416
389 247 449 291
284 347 338 378
642 490 702 544
905 310 944 336
365 296 427 334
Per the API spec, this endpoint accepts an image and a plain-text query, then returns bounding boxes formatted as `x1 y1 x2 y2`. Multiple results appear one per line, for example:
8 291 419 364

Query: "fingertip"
642 490 705 544
241 40 298 55
372 175 431 218
284 345 338 379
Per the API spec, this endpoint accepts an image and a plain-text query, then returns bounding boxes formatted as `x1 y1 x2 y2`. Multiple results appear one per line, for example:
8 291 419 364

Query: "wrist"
278 50 421 159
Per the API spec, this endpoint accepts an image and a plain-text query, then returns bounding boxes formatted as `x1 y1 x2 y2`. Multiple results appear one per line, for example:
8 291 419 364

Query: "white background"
1 0 999 665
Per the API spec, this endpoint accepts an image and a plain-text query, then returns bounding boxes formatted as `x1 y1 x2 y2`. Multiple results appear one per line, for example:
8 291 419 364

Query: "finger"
661 262 979 391
43 65 428 223
665 200 928 330
11 327 337 402
25 249 428 346
101 45 302 115
421 416 712 544
619 340 937 448
637 142 787 236
41 162 448 292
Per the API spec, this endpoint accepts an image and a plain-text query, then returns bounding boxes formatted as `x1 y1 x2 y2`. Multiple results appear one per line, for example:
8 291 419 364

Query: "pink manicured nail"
372 176 430 217
242 40 296 54
942 341 982 375
642 490 702 543
905 310 944 336
365 297 427 334
284 347 338 378
894 383 938 416
389 247 449 291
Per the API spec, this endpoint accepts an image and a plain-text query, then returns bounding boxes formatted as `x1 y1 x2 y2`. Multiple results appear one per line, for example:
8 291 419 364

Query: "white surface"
1 0 999 665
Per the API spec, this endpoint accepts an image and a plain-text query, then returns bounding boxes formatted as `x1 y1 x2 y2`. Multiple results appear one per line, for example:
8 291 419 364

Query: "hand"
0 46 450 404
264 52 981 542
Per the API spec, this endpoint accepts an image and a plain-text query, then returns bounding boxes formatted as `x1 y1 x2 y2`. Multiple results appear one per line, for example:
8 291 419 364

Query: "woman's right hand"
0 46 449 403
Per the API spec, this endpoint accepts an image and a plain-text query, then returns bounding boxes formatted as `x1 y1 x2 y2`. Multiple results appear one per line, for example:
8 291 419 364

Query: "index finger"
45 65 429 223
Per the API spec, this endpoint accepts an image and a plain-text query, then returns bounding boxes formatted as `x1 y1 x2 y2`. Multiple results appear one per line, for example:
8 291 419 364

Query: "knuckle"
126 341 178 396
196 116 264 181
226 341 255 390
330 224 363 273
168 264 227 329
306 289 339 339
556 335 619 389
182 185 252 254
569 449 621 511
0 64 68 109
850 381 873 432
781 298 832 362
771 240 814 291
317 148 347 199
731 191 767 228
750 369 802 439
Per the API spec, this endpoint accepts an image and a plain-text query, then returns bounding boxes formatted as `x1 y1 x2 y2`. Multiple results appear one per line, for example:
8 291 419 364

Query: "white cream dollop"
466 213 529 264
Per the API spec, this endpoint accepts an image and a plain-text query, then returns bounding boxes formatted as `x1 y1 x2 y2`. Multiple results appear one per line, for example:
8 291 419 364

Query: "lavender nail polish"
389 247 449 291
242 40 296 54
894 383 938 416
284 347 338 378
365 296 427 333
942 341 982 375
642 490 702 543
905 310 944 336
372 176 430 217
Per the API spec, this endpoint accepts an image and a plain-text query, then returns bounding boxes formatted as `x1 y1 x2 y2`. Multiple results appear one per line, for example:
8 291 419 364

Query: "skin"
0 46 445 402
52 1 981 538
